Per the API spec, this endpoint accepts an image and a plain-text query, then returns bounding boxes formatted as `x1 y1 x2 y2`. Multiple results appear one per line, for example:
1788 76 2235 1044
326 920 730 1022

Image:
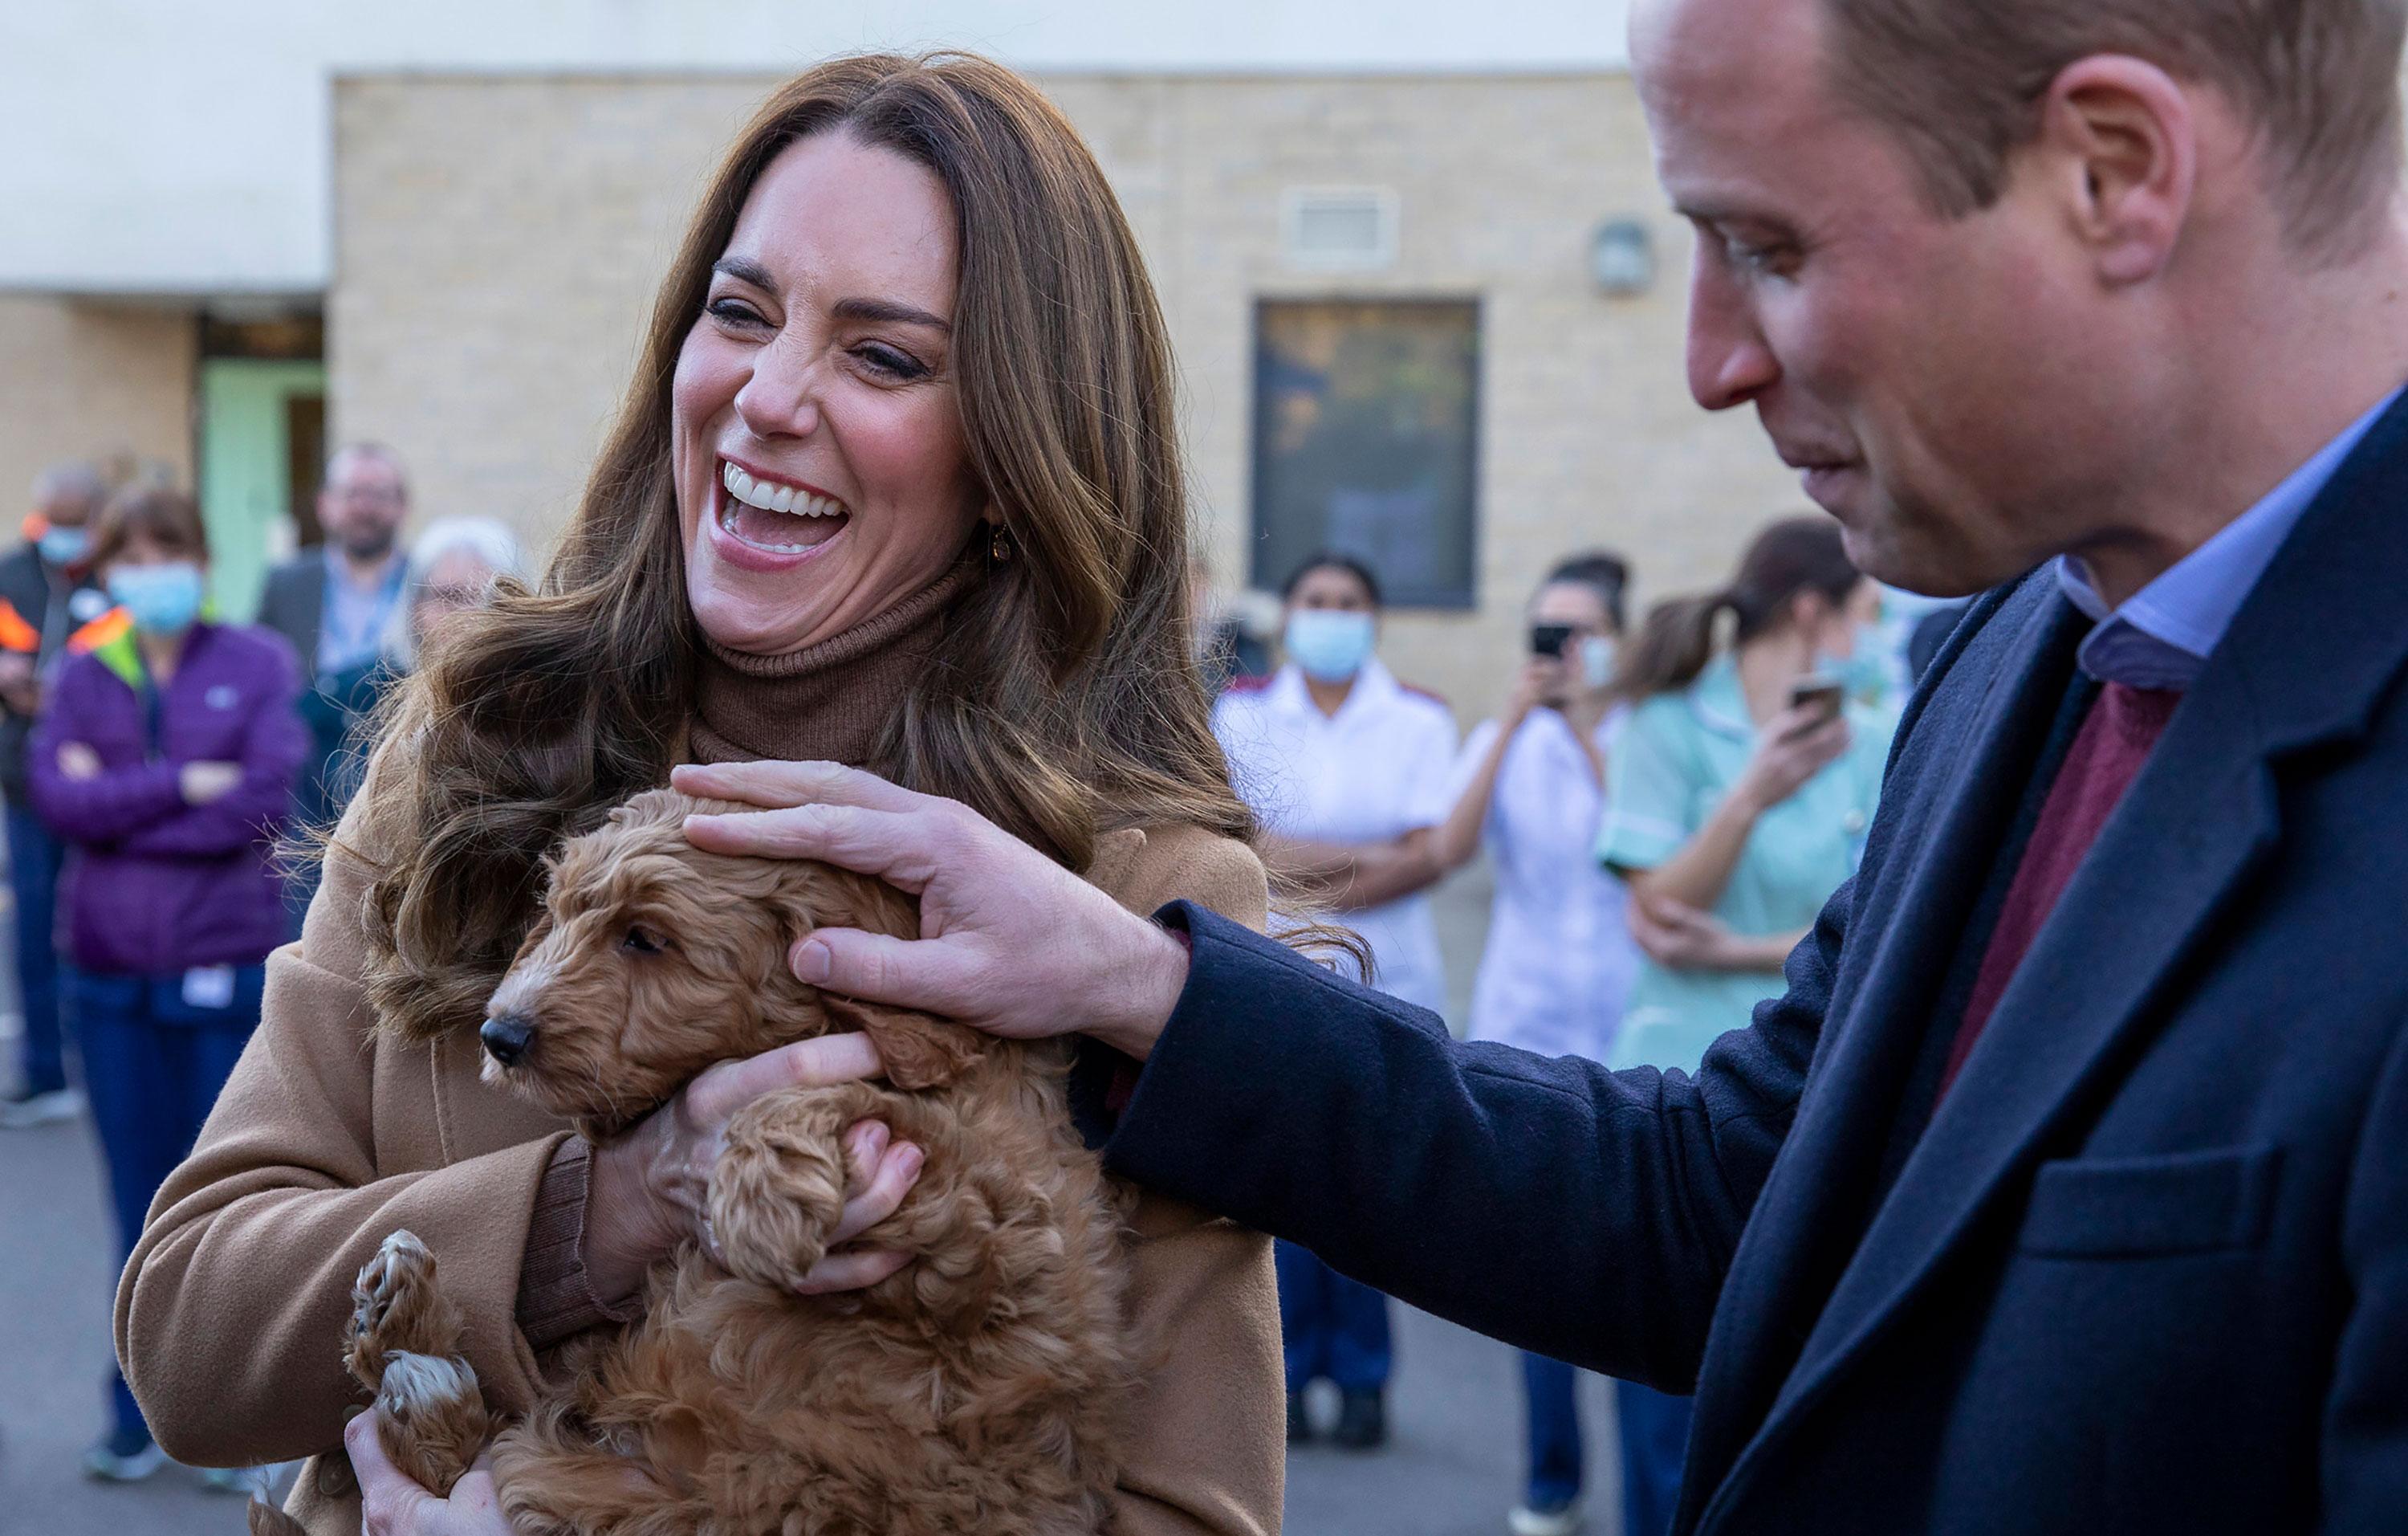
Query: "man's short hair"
324 442 408 498
30 461 104 511
1823 0 2408 254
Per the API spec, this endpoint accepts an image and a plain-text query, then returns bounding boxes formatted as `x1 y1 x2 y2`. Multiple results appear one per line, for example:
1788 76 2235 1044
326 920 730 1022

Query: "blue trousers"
68 965 262 1444
1273 1239 1391 1392
1615 1378 1695 1536
1522 1352 1584 1509
6 801 66 1096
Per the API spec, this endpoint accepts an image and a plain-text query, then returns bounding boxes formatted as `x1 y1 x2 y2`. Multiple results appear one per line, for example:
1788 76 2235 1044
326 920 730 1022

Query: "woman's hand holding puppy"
584 1031 926 1302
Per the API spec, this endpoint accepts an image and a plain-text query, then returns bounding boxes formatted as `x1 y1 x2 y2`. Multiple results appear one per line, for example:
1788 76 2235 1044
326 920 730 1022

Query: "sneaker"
83 1428 166 1483
0 1084 83 1128
1330 1387 1387 1450
197 1463 262 1495
1287 1389 1314 1446
1508 1498 1585 1536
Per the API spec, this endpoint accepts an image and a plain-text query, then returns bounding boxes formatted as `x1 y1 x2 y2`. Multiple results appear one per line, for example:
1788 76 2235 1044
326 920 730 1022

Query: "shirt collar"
2057 386 2400 688
1688 652 1755 741
323 544 407 592
1268 654 1400 723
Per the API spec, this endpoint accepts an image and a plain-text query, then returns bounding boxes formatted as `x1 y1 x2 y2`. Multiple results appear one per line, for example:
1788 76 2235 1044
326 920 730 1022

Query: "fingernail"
795 939 832 983
860 1121 889 1159
898 1144 925 1176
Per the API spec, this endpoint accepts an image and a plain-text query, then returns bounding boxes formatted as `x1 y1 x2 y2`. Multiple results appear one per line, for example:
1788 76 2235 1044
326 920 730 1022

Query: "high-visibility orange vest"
0 600 37 654
65 607 130 654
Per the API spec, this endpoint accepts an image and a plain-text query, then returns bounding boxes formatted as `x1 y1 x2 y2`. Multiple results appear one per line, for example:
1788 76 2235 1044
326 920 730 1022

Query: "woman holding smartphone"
1428 551 1641 1536
1590 515 1891 1536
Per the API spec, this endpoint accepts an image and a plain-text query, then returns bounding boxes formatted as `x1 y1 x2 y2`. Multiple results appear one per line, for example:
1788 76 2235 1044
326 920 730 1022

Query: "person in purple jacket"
30 483 307 1485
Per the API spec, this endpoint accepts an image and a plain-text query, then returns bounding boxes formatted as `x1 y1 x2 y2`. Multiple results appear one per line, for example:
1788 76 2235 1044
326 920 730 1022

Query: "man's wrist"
1089 919 1190 1063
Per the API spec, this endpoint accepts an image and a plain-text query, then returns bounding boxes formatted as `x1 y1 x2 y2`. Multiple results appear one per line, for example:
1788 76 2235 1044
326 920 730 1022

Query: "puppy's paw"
348 1229 464 1392
376 1351 491 1498
708 1093 854 1291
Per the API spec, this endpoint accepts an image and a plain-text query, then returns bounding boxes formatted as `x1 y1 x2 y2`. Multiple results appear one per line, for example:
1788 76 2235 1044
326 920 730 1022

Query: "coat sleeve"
1106 867 1843 1391
1104 829 1286 1536
115 745 563 1469
27 658 186 844
117 636 310 858
2321 1016 2408 1526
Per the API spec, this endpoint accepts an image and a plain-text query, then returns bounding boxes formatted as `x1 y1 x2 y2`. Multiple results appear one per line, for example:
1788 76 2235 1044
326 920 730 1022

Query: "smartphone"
1788 674 1845 724
1530 623 1575 658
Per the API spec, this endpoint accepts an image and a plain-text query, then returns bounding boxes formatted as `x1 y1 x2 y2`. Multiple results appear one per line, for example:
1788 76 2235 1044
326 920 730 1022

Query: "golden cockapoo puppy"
316 788 1138 1536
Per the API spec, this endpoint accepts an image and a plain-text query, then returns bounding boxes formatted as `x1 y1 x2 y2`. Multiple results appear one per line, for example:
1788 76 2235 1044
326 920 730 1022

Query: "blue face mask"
1578 635 1618 691
37 526 88 566
107 562 205 636
1284 609 1376 682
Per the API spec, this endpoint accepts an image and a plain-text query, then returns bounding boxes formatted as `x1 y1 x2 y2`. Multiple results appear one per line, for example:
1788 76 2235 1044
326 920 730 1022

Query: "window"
1250 299 1480 609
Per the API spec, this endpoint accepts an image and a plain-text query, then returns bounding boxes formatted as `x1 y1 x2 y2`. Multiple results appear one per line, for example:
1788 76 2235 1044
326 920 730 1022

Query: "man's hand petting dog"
584 1030 926 1303
675 760 1194 1062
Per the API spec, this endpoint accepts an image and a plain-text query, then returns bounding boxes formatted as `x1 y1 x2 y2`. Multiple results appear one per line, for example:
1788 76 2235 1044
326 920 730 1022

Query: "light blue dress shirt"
2057 388 2401 688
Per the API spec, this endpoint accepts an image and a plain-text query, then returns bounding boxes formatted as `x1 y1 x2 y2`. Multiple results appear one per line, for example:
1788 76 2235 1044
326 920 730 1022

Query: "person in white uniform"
1430 552 1642 1536
1211 550 1458 1450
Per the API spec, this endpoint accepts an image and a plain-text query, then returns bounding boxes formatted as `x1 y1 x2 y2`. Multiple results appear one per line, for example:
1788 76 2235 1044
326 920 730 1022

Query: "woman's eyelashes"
706 295 770 329
702 296 931 383
851 343 929 381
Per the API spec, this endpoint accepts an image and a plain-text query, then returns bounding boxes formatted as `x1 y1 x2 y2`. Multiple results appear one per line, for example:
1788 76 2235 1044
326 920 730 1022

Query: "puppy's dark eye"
622 925 669 955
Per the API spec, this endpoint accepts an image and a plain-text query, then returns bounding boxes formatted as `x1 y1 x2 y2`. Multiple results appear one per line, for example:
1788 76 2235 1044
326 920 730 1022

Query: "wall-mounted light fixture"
1590 218 1655 297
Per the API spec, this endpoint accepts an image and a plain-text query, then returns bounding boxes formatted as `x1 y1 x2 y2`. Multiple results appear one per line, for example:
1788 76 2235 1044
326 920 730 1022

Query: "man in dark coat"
254 443 410 930
637 0 2408 1530
0 461 110 1127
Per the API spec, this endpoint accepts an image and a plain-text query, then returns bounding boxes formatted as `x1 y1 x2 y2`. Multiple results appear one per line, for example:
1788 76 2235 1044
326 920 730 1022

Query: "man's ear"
2035 55 2196 287
819 992 986 1090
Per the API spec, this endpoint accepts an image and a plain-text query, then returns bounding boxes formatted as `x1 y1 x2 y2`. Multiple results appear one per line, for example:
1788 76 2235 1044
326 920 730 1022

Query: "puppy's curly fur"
333 788 1139 1536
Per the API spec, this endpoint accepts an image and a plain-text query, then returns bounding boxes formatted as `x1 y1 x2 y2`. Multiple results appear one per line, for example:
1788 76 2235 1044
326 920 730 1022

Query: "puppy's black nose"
481 1013 534 1066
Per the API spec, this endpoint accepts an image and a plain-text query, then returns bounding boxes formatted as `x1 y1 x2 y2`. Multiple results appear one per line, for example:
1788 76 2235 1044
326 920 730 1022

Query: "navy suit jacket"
1108 396 2408 1533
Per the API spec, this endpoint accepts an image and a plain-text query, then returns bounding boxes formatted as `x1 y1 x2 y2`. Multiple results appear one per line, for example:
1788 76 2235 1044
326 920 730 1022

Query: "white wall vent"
1281 187 1399 271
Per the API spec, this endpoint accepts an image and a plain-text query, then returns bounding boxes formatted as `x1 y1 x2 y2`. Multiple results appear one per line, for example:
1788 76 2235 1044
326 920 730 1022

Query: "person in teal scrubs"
1591 515 1893 1536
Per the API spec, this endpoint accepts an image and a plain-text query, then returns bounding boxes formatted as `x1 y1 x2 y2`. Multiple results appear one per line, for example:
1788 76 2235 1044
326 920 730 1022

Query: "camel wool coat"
116 754 1285 1535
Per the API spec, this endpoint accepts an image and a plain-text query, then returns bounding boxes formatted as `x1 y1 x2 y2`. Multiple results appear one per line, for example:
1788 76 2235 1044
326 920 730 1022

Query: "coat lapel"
1676 581 2082 1515
1696 384 2408 1530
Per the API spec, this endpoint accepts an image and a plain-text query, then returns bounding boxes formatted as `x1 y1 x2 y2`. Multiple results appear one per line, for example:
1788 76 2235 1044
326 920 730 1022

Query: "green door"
198 359 327 622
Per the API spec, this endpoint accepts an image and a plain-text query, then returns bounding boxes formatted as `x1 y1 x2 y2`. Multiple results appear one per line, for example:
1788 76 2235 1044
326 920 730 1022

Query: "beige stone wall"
332 70 1800 724
0 295 195 524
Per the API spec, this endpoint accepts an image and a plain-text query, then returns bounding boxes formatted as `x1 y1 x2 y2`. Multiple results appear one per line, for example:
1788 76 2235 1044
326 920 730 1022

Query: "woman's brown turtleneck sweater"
686 560 970 770
116 570 1286 1535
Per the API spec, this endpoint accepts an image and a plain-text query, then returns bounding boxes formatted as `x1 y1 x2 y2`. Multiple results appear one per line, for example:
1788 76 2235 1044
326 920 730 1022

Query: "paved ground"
0 857 1637 1535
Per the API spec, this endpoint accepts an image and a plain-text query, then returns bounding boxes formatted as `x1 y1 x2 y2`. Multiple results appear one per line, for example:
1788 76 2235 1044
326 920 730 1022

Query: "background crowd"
1 449 1926 1536
0 450 523 1485
1210 522 1906 1536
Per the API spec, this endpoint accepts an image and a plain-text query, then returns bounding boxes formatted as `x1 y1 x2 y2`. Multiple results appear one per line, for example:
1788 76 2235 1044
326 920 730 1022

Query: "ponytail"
1613 591 1734 702
1613 515 1861 703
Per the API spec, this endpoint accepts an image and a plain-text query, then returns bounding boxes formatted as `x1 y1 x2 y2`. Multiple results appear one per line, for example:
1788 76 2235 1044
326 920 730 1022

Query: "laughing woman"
117 55 1283 1535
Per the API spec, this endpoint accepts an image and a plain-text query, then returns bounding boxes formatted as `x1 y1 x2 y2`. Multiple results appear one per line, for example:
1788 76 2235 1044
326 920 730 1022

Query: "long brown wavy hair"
353 53 1250 1040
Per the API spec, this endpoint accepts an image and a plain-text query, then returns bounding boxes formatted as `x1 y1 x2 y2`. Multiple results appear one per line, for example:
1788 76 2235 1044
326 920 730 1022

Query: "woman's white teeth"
721 460 844 519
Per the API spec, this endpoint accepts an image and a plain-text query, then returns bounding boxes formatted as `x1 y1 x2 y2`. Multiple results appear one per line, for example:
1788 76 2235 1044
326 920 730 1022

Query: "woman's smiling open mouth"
715 456 852 559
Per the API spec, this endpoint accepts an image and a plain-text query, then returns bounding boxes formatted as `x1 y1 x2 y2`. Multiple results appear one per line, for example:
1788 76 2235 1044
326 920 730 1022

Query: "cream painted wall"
2 1 1627 295
0 296 195 528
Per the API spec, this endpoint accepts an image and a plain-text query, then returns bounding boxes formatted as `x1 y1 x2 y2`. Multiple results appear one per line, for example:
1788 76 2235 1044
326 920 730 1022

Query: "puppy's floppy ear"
819 992 986 1090
771 862 987 1089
